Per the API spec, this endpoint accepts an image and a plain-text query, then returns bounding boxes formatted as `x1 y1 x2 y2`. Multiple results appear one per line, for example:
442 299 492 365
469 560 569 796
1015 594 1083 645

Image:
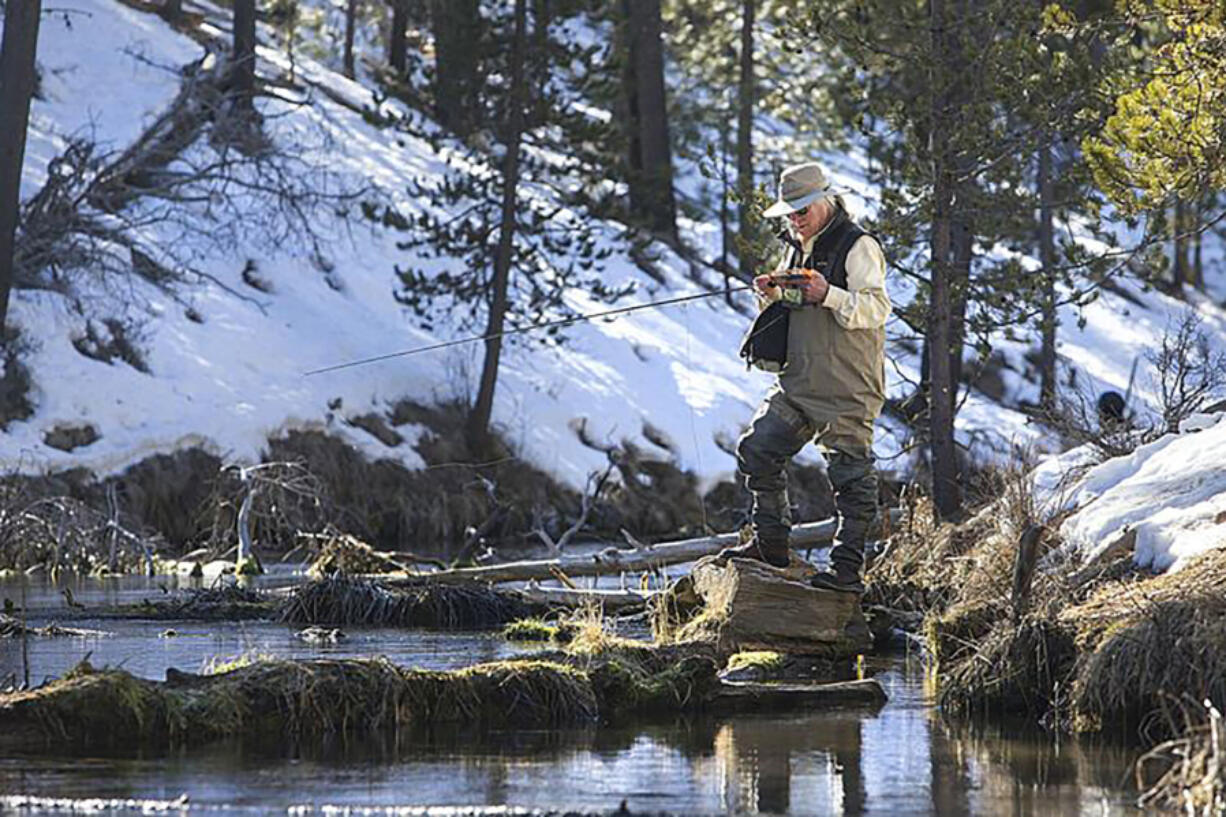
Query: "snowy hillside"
5 0 1226 563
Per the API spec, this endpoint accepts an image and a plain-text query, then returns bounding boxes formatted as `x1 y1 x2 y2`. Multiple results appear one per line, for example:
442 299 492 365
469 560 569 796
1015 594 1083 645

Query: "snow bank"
1041 414 1226 572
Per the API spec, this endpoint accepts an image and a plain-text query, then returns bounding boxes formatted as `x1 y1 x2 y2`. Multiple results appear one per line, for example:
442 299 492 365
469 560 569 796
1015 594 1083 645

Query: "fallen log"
516 581 659 610
421 509 903 586
713 678 887 710
680 556 871 656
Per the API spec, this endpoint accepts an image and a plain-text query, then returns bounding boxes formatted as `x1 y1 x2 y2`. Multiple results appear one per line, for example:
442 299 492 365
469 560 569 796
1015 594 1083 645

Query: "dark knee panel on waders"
826 451 879 575
737 400 813 545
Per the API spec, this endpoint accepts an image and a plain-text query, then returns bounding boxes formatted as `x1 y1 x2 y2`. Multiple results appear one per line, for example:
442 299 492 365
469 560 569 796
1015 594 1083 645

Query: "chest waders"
720 209 884 592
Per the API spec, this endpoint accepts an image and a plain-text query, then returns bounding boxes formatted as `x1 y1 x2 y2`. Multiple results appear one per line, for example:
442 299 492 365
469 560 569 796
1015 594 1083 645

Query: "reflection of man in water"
717 716 865 815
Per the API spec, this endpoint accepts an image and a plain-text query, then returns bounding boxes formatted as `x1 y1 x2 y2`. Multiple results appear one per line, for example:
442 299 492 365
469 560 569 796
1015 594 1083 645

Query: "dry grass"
279 575 540 629
561 603 645 655
937 617 1076 720
884 479 1226 747
1060 548 1226 739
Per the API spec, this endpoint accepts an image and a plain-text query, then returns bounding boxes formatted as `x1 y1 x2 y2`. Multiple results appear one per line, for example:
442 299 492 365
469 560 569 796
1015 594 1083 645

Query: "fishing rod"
304 284 756 376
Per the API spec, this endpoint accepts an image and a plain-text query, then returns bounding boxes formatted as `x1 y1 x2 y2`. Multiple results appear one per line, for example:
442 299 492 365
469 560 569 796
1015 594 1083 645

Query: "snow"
1039 414 1226 572
5 0 1226 572
21 0 202 199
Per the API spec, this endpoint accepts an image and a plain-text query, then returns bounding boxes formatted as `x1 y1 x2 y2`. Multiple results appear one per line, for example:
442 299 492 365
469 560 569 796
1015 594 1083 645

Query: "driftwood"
713 678 886 710
423 509 902 586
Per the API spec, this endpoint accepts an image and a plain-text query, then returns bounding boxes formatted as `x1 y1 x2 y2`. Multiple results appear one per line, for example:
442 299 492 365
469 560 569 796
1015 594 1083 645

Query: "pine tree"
618 0 678 239
232 0 257 115
791 0 1122 520
392 2 627 449
388 0 408 74
429 0 481 140
1083 1 1226 215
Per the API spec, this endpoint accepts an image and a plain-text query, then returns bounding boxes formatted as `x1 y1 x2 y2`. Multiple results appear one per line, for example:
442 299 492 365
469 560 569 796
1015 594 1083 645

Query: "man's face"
787 198 831 242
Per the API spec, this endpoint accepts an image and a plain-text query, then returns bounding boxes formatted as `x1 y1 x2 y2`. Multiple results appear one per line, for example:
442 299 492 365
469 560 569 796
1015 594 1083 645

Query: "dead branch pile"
131 584 275 621
0 615 108 639
279 575 541 629
305 531 405 578
0 485 159 575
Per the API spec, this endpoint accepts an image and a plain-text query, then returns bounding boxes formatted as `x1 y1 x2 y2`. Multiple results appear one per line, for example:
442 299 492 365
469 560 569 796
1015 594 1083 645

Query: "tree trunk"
1192 195 1204 289
1172 197 1187 293
527 0 550 128
232 0 257 115
1037 138 1058 408
619 0 677 239
735 0 755 278
466 0 527 448
0 0 42 332
927 0 961 521
161 0 183 21
949 210 971 406
430 0 480 139
720 112 733 304
389 0 407 73
343 0 358 79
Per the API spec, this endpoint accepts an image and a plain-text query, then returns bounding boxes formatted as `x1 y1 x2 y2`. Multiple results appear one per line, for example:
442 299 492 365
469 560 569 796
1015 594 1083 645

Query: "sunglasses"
787 204 813 219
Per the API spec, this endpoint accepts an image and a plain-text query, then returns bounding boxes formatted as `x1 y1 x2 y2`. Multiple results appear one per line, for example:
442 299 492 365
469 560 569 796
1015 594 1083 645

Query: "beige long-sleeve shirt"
799 226 891 330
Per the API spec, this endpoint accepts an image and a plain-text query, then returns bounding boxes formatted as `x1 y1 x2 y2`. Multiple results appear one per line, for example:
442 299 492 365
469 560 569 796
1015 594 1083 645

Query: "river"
0 572 1141 816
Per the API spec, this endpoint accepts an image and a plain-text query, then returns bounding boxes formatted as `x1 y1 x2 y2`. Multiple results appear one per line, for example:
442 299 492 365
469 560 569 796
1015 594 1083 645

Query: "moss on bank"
0 639 726 752
0 657 599 752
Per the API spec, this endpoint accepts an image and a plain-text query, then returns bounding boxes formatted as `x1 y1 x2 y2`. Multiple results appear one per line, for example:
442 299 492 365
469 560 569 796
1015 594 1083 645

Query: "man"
719 162 890 594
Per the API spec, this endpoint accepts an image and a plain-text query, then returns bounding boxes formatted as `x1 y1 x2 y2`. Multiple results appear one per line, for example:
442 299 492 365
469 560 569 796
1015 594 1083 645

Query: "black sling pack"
739 300 790 372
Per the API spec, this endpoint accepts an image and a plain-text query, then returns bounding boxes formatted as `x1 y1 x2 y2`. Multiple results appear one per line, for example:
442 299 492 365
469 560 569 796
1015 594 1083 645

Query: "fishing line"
304 284 755 376
682 302 710 535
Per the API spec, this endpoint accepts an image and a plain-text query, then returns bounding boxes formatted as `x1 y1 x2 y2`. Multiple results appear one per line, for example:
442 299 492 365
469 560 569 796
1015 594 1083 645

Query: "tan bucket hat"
762 162 842 218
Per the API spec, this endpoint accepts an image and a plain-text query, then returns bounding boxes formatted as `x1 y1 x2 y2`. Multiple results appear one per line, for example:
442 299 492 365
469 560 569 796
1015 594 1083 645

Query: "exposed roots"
279 575 540 629
1137 701 1226 817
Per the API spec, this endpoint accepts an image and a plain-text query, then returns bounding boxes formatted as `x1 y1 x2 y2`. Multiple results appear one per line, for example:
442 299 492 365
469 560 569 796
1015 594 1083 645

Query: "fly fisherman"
718 162 890 594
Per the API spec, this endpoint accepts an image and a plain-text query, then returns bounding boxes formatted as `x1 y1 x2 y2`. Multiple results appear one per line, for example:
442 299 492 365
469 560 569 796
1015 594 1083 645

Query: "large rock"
682 556 871 656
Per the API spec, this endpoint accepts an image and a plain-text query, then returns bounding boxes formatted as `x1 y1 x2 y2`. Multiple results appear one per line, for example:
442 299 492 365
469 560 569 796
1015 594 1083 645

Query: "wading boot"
808 567 865 595
715 537 790 569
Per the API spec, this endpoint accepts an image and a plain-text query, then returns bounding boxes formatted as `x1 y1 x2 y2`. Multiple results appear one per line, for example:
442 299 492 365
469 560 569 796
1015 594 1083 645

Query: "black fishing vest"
786 208 868 290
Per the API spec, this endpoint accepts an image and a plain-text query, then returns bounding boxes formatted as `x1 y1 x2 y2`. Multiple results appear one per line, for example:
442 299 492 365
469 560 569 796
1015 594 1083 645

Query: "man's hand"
797 269 829 305
771 269 828 305
753 274 778 297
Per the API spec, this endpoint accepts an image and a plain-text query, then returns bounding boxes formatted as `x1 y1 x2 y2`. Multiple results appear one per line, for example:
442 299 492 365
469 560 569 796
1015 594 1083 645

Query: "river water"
0 573 1142 816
